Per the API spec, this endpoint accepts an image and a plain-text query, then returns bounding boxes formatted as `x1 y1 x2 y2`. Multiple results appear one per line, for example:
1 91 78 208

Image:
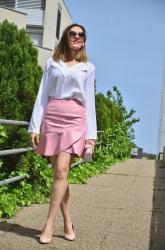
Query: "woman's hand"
85 139 96 152
30 132 39 150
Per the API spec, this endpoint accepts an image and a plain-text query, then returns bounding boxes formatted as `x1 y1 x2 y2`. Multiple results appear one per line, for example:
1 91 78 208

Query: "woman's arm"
84 64 97 145
28 59 50 134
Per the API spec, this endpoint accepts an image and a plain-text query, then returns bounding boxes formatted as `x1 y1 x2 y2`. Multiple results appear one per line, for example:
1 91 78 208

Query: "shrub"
0 19 42 172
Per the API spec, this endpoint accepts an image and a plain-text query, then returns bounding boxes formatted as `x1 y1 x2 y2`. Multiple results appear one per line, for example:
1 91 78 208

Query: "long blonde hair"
53 23 88 62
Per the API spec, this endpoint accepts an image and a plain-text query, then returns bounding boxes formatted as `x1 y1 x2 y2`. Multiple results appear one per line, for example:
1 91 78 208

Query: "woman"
28 23 97 244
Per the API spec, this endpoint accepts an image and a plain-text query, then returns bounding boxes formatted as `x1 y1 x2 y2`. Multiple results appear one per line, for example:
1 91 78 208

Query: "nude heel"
39 225 53 244
39 236 52 244
64 223 76 241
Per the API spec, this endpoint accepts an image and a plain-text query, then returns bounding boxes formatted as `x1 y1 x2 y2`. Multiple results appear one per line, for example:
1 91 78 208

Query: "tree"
95 86 140 145
0 19 43 171
106 86 140 142
0 19 42 121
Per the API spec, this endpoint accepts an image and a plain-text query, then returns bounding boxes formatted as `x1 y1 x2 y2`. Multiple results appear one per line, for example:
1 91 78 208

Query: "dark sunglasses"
68 30 85 38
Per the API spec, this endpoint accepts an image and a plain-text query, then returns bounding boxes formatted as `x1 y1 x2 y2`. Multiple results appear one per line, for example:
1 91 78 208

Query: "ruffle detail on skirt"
35 98 87 157
35 126 86 157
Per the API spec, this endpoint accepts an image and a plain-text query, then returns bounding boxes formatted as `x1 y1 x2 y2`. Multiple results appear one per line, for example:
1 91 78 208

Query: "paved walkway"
0 159 165 250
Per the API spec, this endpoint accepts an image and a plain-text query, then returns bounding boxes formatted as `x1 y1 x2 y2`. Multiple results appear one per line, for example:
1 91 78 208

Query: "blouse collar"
50 58 89 78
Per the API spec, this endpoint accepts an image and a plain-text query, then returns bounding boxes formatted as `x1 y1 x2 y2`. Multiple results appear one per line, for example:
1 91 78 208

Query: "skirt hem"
35 98 86 158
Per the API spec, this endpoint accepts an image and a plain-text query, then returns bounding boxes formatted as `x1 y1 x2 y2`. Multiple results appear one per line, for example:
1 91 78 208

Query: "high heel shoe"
64 223 75 241
39 236 52 244
38 225 53 244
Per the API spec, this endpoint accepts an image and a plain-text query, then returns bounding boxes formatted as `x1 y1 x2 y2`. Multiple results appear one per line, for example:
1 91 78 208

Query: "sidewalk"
0 159 163 250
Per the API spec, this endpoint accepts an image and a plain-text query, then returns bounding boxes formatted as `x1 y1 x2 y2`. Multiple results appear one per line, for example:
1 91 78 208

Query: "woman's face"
67 26 85 51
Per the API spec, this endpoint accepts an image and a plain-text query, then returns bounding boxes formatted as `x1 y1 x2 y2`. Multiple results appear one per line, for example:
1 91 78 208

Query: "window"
17 0 45 10
56 7 61 40
0 0 15 9
26 25 43 46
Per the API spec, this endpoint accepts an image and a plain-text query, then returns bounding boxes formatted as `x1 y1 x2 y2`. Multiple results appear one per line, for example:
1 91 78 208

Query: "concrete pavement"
1 159 165 250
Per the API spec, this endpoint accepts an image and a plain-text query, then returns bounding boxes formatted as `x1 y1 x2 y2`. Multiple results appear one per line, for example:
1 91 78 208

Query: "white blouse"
28 57 97 140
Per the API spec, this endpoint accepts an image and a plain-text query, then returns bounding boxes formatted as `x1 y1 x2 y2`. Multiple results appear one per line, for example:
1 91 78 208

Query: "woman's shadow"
0 221 65 242
0 221 40 241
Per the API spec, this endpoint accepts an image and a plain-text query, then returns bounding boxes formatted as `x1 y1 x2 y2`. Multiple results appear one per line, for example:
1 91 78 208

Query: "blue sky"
64 0 165 154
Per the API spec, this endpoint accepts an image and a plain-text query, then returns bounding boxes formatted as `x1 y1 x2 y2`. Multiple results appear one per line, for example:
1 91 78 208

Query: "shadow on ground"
149 160 165 250
0 221 66 242
0 222 40 241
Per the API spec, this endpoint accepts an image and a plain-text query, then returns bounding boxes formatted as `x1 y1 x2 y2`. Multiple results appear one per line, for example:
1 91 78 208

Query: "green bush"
96 86 140 131
0 20 42 121
0 19 43 172
146 153 156 160
0 151 52 218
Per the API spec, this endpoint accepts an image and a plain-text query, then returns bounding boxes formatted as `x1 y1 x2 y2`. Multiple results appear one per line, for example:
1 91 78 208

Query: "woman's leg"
40 151 72 239
60 155 75 235
49 153 75 234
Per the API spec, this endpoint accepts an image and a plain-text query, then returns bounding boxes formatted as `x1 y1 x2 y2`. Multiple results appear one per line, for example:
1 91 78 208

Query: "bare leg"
40 151 72 241
49 153 75 234
60 155 75 235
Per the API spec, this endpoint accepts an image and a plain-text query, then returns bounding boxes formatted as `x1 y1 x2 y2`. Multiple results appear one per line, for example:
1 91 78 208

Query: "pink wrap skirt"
35 97 87 157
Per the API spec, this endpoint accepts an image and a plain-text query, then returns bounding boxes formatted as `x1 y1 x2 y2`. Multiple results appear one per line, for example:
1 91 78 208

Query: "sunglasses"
68 30 85 39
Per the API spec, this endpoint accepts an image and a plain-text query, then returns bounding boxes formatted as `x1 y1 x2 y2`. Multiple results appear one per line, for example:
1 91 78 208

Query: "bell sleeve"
28 60 50 134
84 64 97 140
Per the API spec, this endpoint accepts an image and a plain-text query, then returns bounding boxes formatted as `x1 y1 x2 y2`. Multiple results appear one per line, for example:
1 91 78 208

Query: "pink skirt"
35 97 87 157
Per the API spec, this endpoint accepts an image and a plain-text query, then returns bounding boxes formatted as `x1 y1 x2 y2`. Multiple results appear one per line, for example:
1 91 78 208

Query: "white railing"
0 119 103 186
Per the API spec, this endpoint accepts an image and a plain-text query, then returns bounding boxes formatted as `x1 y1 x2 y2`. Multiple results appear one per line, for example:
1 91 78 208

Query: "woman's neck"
66 50 78 62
